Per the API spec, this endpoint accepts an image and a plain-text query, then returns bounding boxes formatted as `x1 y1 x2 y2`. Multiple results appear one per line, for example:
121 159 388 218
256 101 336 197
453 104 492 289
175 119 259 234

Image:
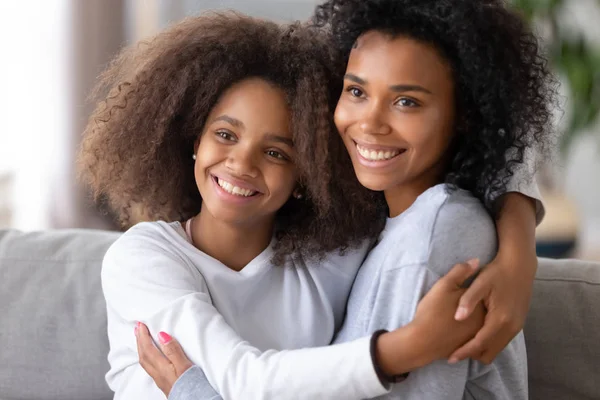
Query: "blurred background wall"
0 0 599 260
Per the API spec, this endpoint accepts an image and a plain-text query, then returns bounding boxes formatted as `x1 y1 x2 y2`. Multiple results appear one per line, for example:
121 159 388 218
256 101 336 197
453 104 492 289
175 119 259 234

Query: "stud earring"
192 154 197 160
293 189 303 199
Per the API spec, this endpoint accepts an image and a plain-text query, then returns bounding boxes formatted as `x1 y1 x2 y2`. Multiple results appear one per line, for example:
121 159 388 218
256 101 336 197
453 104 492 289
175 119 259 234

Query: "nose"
225 145 259 177
358 102 392 136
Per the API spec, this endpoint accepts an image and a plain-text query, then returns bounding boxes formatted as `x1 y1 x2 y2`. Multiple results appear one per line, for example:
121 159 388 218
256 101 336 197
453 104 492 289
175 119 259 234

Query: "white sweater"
102 221 388 399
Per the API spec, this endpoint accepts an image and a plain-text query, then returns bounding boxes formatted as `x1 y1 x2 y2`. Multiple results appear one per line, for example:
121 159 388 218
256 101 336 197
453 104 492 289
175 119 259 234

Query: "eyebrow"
213 115 244 127
344 74 433 94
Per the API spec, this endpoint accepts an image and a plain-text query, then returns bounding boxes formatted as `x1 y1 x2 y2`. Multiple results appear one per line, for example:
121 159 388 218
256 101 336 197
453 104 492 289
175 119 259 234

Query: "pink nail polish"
158 331 172 345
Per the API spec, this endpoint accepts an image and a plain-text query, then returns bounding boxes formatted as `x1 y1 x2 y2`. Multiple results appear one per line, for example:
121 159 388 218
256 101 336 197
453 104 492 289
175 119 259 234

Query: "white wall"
0 0 72 230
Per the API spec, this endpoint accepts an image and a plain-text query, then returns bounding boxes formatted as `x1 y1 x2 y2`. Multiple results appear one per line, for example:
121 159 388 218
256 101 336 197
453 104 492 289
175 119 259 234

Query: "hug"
78 0 555 398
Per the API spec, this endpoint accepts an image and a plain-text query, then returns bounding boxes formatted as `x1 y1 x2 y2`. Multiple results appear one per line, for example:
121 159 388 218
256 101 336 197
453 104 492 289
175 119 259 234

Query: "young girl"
137 1 555 399
81 12 485 400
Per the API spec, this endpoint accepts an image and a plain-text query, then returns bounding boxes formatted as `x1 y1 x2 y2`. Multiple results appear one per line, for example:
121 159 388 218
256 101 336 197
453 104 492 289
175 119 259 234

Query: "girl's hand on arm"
449 192 538 364
136 322 193 397
376 260 485 375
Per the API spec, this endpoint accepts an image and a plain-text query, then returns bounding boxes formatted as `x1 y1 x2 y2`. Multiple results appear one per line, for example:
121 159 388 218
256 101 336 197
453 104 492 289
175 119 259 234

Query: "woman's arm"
451 149 541 363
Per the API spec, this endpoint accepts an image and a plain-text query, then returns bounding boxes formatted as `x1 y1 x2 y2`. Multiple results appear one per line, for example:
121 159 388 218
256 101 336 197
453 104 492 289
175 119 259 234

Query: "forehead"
209 77 291 134
349 31 453 87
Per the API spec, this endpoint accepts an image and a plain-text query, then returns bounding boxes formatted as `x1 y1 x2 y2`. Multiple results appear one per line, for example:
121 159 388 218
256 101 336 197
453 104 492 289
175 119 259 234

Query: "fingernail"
466 259 479 269
158 331 172 345
448 357 459 364
455 306 469 320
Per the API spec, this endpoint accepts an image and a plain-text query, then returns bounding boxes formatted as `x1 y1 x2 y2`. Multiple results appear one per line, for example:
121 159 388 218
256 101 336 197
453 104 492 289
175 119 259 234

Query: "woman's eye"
266 150 287 160
216 131 235 141
395 98 419 108
347 87 364 98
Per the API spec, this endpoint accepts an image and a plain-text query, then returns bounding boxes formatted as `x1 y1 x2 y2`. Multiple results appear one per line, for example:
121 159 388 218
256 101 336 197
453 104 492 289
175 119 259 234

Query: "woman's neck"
385 172 444 218
190 206 274 271
385 152 452 218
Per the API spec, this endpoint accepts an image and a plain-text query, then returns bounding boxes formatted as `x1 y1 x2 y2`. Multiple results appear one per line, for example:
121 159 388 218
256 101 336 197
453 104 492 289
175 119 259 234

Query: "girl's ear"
292 186 304 200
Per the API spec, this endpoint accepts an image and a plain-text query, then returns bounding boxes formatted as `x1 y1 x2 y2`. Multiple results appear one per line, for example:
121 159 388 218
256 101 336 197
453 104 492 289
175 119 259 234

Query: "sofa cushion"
0 229 120 400
526 257 600 400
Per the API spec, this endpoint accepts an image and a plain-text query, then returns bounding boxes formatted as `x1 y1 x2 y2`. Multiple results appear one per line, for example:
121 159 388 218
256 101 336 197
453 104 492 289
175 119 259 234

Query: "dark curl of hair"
78 12 384 264
313 0 558 212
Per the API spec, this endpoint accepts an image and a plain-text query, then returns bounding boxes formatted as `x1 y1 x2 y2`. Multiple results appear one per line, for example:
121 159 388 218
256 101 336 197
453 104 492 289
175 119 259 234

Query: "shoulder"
427 188 498 276
312 239 373 278
105 221 185 259
102 221 200 287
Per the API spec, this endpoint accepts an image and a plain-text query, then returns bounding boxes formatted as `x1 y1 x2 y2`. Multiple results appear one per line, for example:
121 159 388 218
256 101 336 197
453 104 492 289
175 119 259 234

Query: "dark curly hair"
78 12 384 264
313 0 558 212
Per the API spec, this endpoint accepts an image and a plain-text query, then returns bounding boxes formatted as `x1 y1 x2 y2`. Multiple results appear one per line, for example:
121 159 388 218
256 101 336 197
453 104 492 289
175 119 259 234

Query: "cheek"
403 110 453 150
334 100 353 136
265 166 297 199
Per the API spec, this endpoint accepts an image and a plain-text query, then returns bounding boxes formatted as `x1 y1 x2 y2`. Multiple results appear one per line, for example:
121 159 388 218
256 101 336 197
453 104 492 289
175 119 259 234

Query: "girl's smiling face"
194 77 297 227
334 31 457 216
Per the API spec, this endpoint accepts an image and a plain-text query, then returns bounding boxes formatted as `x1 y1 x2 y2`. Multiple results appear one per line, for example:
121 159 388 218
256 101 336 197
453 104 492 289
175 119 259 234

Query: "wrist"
376 324 426 376
493 246 538 277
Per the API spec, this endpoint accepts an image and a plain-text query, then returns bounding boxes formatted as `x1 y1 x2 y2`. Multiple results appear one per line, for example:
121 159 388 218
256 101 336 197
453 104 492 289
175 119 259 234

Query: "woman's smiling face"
334 31 457 212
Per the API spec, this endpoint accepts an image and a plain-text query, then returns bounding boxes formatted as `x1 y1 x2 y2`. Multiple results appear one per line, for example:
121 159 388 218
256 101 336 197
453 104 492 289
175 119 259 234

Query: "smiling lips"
355 142 405 162
214 176 259 197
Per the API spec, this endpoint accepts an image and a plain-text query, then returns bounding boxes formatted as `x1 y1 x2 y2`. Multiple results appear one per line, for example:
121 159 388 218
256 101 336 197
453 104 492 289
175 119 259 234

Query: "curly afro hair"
313 0 558 212
78 12 384 264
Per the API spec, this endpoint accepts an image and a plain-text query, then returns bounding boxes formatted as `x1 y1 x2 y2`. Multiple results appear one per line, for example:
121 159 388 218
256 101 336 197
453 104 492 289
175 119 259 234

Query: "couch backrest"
0 229 119 400
525 257 600 400
1 229 600 400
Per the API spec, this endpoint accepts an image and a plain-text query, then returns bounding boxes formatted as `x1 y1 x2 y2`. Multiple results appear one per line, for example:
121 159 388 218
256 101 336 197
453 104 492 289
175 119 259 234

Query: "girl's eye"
395 98 419 108
216 130 235 141
266 150 287 160
347 87 364 98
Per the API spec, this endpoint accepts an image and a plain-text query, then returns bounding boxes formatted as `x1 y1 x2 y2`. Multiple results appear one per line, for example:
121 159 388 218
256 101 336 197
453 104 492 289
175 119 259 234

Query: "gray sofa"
0 229 599 400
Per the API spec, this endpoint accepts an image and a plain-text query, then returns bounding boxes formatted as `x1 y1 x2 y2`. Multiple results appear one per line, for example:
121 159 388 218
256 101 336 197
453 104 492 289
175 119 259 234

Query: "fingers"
440 259 480 291
157 332 194 376
455 274 489 321
135 322 179 397
448 316 508 364
136 322 167 372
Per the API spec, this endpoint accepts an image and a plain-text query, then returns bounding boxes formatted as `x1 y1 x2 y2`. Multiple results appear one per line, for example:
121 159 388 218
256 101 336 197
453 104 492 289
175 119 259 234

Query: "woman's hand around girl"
135 322 193 397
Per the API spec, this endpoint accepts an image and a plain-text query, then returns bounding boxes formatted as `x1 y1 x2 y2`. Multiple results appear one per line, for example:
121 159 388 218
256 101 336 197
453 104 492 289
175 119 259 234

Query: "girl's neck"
190 206 274 271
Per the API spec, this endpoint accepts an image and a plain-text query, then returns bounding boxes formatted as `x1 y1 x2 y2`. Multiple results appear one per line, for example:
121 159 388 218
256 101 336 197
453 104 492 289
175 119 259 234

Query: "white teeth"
356 144 400 161
217 178 256 197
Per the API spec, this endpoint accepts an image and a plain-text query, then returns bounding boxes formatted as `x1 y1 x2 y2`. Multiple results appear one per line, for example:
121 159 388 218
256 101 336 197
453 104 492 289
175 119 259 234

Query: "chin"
354 174 391 192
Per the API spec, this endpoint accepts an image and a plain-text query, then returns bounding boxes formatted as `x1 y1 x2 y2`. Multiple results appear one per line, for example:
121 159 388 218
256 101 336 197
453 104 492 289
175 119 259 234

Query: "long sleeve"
102 225 388 400
169 366 222 400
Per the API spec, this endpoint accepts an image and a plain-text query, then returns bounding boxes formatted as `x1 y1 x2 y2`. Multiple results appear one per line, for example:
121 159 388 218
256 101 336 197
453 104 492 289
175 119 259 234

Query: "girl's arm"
133 263 484 400
103 225 389 400
104 224 481 400
451 148 541 364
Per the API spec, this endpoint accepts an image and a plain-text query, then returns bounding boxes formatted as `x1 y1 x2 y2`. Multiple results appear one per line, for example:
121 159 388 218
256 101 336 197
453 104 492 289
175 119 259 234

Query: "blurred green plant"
513 0 600 153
